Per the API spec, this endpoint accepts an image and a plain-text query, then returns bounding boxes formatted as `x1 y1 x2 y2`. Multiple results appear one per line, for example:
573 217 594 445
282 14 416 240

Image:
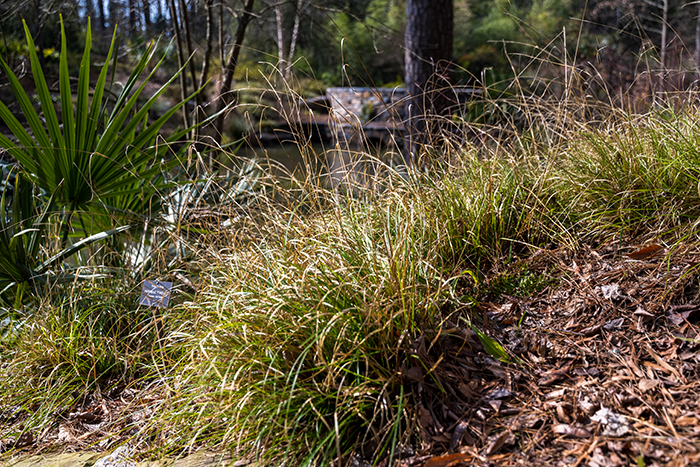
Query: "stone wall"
325 87 407 124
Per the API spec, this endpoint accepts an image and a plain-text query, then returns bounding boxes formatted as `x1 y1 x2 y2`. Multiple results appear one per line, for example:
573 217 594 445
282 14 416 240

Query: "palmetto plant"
0 18 207 306
0 168 130 308
0 18 203 232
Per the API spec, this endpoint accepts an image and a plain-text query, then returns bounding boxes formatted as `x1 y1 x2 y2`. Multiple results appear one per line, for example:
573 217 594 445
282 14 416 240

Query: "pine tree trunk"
405 0 453 164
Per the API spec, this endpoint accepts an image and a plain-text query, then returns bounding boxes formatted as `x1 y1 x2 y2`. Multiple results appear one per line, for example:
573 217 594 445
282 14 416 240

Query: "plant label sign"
140 280 173 308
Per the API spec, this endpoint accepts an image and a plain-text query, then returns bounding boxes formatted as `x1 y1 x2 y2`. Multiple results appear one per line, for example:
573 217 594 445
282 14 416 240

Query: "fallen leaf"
591 407 630 436
639 378 661 392
57 424 76 443
486 388 512 400
644 343 682 381
538 363 572 386
423 453 473 467
404 365 424 382
598 283 624 300
603 317 625 330
450 420 468 451
675 416 699 426
552 424 592 438
626 244 663 260
667 304 700 325
13 431 34 448
484 430 510 456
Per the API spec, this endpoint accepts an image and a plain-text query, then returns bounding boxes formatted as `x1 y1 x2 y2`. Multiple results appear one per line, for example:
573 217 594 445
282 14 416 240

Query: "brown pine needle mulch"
4 243 700 467
403 242 700 467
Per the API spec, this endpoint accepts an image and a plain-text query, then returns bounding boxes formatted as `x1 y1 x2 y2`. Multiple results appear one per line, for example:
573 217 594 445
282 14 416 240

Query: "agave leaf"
36 225 132 274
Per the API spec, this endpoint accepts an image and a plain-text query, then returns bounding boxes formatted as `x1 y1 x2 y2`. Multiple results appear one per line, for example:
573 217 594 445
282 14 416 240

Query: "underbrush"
3 76 700 465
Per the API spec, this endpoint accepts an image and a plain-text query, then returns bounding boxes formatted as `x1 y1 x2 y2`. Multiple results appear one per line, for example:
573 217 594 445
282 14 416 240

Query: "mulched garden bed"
4 242 700 467
400 242 700 467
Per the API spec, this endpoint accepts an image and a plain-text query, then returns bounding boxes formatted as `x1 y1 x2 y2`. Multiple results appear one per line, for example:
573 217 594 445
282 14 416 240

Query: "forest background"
3 0 699 128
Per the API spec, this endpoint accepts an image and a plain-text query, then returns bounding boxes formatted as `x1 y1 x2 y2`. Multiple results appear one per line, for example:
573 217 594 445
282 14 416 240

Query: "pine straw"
394 242 700 467
3 241 700 466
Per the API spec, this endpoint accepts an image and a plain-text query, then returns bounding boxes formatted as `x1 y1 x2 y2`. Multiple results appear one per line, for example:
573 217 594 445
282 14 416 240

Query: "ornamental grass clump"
556 107 700 240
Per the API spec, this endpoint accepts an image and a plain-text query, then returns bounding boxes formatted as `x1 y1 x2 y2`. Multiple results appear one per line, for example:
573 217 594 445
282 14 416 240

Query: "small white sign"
140 280 173 308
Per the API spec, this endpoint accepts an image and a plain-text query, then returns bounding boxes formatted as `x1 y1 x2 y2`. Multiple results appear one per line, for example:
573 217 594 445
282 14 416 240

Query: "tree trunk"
405 0 453 164
128 0 137 33
32 0 47 67
200 0 214 88
168 0 190 129
178 0 200 129
219 1 225 68
97 0 106 29
108 0 120 28
660 0 668 73
214 0 256 146
286 0 304 78
143 0 152 31
274 2 286 76
85 0 96 23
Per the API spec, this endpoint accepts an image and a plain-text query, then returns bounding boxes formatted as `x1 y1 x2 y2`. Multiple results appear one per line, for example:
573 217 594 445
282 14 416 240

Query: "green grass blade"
471 325 510 362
